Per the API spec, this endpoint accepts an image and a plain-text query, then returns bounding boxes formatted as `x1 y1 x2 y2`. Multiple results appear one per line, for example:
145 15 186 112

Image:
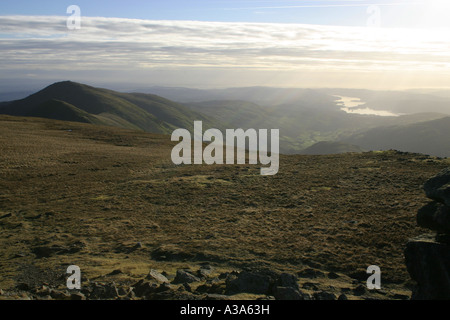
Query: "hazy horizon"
1 1 450 91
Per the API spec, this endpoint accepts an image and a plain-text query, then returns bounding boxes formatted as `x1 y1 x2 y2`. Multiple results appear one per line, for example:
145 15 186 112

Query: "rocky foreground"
405 168 450 299
0 264 406 300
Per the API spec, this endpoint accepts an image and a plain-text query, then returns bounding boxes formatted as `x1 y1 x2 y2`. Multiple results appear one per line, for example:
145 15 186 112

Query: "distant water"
334 95 399 117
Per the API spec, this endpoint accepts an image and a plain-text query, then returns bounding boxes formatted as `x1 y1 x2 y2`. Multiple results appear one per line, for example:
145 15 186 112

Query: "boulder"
424 168 450 207
146 269 169 284
226 271 275 295
277 273 299 291
131 279 158 297
173 270 201 284
313 291 337 300
273 286 309 300
417 201 450 234
89 282 120 300
404 234 450 299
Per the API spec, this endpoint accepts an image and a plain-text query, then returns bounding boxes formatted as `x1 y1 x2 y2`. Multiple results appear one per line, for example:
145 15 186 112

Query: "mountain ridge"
0 81 215 134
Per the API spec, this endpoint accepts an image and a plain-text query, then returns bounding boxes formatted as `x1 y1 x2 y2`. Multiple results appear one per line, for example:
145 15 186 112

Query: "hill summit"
0 81 214 134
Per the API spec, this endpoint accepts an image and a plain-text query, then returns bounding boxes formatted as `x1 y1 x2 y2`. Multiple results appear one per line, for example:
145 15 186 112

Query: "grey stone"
277 273 299 291
173 270 201 284
226 271 274 295
313 291 337 300
206 294 232 300
70 292 86 300
273 286 308 300
353 284 367 296
89 282 119 299
197 266 213 279
405 235 450 299
424 168 450 206
417 201 450 233
50 290 71 300
132 279 158 297
146 269 169 284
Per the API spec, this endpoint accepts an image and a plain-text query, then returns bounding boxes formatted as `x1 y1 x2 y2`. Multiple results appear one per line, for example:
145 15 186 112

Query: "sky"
1 0 450 91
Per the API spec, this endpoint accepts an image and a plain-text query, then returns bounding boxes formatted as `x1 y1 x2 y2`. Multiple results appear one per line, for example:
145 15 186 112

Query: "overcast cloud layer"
1 15 450 89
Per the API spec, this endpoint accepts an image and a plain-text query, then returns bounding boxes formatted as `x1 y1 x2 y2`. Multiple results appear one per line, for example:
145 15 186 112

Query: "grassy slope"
1 115 449 299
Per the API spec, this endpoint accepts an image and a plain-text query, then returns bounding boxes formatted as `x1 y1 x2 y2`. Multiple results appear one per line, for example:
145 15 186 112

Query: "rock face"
424 167 450 207
405 168 450 300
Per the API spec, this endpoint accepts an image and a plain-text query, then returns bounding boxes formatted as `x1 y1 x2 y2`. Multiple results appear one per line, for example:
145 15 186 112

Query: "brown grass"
0 115 448 298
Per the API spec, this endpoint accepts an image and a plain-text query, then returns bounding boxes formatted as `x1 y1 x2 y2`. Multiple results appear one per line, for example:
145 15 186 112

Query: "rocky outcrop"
405 168 450 300
424 168 450 207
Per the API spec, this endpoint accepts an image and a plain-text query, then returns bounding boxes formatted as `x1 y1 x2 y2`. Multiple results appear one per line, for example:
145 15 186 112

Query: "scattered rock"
277 273 299 291
132 279 158 297
353 284 367 296
90 282 119 300
273 286 309 300
218 272 230 280
183 283 192 293
391 293 409 300
225 271 275 295
327 272 340 279
338 293 348 300
197 265 213 279
302 282 319 291
70 292 86 300
405 169 450 299
349 269 369 282
146 269 169 284
424 168 450 206
173 269 201 284
313 291 337 300
405 234 450 299
417 202 450 234
50 289 71 300
155 283 178 293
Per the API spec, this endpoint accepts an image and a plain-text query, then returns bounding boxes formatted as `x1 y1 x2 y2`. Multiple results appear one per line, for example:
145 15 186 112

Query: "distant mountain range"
341 116 450 158
1 81 449 157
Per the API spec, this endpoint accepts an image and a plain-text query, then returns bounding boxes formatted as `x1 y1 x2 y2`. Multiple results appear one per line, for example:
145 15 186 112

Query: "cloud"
0 15 449 88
